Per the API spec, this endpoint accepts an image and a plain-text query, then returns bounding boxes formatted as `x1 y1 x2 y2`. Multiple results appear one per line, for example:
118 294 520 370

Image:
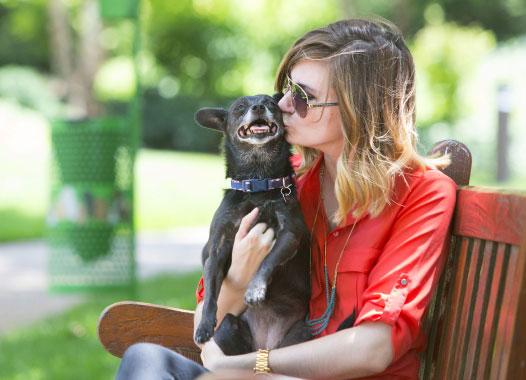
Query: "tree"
47 0 104 117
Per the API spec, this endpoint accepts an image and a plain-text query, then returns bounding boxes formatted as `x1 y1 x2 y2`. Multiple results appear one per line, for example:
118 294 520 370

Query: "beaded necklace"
306 166 358 335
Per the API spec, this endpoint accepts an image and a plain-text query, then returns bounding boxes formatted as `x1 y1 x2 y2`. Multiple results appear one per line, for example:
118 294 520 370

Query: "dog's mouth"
238 119 279 139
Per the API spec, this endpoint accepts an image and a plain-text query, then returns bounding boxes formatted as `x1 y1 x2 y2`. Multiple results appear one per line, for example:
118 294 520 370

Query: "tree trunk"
48 0 73 100
48 0 104 118
79 0 104 117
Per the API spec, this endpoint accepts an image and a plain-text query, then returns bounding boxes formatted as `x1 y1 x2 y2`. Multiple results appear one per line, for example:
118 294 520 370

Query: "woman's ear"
194 108 228 132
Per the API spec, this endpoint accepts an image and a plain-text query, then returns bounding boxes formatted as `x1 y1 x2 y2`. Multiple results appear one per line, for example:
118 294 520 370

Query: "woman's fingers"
248 222 268 237
236 208 259 239
260 227 275 248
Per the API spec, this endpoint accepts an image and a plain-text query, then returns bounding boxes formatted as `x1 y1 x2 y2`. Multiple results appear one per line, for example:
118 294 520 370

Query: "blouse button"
333 231 339 237
400 278 408 286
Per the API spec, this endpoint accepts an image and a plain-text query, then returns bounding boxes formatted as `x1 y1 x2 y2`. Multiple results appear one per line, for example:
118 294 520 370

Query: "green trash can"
47 118 135 292
52 118 122 183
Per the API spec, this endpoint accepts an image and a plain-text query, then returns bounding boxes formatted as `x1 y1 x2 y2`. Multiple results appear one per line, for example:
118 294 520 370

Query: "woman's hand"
226 208 275 291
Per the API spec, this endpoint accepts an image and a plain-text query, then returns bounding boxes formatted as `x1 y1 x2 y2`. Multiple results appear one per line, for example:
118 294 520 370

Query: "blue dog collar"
230 175 294 193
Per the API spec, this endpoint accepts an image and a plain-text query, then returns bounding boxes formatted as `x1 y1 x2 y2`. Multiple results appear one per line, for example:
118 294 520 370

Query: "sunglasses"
282 76 339 118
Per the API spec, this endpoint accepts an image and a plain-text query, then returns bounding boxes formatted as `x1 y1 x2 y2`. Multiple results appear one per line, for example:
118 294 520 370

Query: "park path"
0 227 207 335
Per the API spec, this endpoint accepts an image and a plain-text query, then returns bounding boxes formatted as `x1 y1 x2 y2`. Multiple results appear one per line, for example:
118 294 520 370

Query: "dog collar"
230 175 294 193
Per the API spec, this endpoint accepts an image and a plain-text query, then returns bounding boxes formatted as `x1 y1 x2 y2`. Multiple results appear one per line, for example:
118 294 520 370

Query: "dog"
193 94 312 355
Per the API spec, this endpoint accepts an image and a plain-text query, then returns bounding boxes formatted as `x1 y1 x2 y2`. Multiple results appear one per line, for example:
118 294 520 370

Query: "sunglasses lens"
290 82 308 118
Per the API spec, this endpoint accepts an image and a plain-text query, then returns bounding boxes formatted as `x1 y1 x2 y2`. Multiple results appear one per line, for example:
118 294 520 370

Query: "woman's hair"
275 18 450 223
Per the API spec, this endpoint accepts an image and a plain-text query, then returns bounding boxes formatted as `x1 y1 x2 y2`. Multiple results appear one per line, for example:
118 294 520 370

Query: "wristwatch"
254 349 271 374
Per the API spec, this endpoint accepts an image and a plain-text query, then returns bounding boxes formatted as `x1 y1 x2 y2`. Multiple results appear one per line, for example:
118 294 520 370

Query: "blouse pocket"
337 248 380 274
335 248 381 324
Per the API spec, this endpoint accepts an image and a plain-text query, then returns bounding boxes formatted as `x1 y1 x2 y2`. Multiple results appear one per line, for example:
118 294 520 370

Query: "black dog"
194 94 312 355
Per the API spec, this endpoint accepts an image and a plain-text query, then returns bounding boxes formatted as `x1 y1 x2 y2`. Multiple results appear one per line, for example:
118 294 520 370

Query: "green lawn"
0 271 201 380
135 149 224 230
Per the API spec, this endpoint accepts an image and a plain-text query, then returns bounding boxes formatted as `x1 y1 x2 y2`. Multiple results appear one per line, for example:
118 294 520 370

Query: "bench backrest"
421 141 526 379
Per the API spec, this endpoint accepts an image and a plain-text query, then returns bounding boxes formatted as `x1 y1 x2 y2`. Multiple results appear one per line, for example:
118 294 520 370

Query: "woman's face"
278 59 344 157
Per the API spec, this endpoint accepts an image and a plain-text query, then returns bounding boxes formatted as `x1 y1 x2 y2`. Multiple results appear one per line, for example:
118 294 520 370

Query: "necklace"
306 165 358 335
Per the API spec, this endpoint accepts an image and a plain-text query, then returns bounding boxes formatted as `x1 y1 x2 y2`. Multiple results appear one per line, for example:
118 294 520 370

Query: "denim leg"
116 342 209 380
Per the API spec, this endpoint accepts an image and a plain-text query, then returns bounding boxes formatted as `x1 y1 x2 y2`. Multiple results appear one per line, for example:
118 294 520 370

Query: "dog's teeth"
249 125 270 134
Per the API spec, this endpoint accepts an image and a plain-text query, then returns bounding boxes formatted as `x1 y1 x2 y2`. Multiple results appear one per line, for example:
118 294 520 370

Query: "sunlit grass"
136 149 224 230
0 271 201 380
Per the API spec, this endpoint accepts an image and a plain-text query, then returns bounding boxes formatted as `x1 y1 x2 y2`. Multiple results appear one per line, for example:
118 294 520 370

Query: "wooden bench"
97 140 526 379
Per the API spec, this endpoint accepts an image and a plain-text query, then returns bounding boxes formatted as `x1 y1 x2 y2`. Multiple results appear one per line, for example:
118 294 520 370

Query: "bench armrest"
97 301 201 363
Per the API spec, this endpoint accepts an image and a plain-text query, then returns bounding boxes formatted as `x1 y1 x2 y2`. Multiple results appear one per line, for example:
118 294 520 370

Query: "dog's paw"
244 283 267 306
194 320 216 344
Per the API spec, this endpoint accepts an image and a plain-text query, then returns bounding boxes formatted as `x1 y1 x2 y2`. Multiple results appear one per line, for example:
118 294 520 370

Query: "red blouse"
195 155 457 379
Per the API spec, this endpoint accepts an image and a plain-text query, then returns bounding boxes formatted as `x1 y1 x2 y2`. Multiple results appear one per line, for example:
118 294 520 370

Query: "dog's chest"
243 307 300 350
234 196 291 229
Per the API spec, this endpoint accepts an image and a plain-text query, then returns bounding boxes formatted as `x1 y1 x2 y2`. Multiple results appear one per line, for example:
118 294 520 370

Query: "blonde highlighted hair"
275 18 450 224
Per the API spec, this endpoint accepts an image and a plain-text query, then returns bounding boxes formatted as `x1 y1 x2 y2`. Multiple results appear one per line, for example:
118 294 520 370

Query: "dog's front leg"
195 237 232 344
244 229 300 306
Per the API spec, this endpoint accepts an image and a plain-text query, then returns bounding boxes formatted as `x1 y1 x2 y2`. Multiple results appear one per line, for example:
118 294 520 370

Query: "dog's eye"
233 104 246 114
266 102 277 111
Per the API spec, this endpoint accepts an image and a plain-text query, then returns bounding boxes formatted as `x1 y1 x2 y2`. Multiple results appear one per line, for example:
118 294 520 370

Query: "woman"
117 18 456 380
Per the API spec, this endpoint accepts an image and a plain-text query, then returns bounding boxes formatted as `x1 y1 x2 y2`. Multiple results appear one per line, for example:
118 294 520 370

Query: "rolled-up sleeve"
354 170 457 362
195 276 204 304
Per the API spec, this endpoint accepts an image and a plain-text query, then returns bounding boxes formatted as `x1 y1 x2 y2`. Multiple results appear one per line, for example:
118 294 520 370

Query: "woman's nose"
278 91 294 114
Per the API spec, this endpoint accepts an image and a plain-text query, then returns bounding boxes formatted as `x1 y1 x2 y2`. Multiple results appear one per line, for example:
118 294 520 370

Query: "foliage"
412 20 496 129
0 272 202 380
340 0 525 41
145 0 340 100
0 65 64 117
437 0 526 41
0 0 49 70
140 89 225 152
94 56 137 102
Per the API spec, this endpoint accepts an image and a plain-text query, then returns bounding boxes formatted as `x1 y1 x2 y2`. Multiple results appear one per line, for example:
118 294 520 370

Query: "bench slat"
459 238 487 379
472 241 501 380
448 237 476 379
420 235 460 379
97 301 200 361
492 244 520 379
504 236 526 379
428 235 524 380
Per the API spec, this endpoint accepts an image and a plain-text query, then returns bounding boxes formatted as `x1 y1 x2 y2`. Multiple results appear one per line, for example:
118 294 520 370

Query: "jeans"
116 342 209 380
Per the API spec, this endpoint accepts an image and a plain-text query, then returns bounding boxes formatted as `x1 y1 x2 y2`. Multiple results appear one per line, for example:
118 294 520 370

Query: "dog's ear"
272 92 284 103
195 108 228 132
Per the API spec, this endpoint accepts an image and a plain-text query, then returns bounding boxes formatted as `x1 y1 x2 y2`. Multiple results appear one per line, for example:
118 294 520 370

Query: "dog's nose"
251 104 266 114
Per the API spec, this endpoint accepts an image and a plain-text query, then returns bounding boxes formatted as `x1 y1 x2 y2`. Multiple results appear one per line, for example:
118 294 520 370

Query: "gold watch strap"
254 349 271 374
